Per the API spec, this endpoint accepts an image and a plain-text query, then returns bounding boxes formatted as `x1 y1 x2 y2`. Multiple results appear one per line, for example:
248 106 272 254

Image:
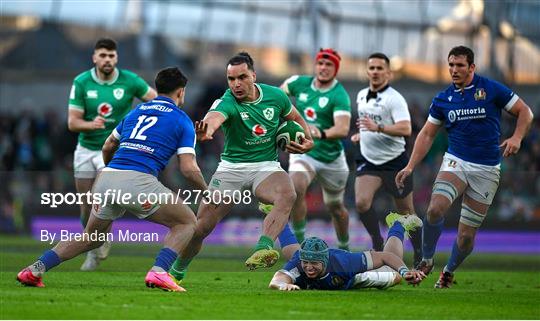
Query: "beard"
99 64 114 76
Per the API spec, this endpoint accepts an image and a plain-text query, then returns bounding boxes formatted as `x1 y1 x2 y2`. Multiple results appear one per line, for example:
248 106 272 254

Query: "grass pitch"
1 235 539 319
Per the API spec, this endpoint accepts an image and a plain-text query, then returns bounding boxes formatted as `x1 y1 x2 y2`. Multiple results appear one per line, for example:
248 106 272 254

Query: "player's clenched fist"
92 116 106 130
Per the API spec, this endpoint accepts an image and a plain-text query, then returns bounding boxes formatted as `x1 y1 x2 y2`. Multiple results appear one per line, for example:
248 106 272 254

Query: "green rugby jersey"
209 83 293 163
283 75 351 163
68 68 150 150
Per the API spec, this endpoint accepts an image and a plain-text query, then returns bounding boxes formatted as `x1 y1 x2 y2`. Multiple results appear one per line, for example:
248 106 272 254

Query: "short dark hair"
155 67 188 95
227 52 254 71
94 38 117 51
448 46 474 65
368 52 390 66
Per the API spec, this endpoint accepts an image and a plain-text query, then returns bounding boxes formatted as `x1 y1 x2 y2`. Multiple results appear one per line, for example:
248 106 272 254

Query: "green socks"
169 257 192 280
254 235 274 251
292 219 306 243
337 234 350 251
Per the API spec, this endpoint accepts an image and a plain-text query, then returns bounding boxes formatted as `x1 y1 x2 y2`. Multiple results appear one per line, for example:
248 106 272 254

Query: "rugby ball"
276 120 305 151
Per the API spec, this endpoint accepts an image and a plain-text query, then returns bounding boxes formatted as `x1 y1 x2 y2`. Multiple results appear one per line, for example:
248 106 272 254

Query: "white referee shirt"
356 86 410 165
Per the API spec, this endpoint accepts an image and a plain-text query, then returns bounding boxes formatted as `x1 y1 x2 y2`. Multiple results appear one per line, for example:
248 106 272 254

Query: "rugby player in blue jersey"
17 67 207 292
268 212 426 291
396 46 534 288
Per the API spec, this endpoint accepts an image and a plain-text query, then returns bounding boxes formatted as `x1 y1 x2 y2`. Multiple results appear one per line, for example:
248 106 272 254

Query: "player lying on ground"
17 67 206 292
266 210 426 290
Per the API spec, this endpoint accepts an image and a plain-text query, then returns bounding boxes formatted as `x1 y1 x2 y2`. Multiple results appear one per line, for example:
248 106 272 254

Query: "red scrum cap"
316 48 341 75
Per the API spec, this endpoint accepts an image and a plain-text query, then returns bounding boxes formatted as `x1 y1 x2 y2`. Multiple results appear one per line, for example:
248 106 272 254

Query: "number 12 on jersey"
129 115 158 140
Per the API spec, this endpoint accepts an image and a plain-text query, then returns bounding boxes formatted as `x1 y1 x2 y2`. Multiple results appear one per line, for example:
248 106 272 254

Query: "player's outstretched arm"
196 112 226 141
369 251 425 285
67 109 105 132
500 98 534 157
269 271 300 291
102 134 120 165
178 154 208 192
395 121 440 189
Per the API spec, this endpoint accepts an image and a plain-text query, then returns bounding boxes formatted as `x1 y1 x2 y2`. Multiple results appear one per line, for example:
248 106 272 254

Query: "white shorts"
92 168 174 220
289 152 349 202
439 153 500 205
73 143 105 179
208 160 285 195
352 252 398 290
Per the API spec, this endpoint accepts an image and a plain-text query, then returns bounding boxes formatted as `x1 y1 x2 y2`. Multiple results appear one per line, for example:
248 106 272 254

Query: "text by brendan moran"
40 230 159 244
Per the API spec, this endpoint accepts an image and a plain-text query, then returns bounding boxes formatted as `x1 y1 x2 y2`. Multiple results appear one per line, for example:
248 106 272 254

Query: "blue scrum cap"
299 237 329 267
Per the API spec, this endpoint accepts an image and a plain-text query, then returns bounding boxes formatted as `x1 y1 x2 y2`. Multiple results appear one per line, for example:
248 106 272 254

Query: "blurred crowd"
1 92 539 234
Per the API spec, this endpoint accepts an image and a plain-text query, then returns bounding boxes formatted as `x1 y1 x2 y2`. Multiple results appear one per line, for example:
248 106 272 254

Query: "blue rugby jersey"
280 249 371 290
428 74 518 166
107 96 196 176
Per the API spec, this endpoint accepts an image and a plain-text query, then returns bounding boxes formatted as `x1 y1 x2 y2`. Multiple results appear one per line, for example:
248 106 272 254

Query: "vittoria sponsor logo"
98 103 113 117
252 124 267 137
448 107 486 123
448 110 456 122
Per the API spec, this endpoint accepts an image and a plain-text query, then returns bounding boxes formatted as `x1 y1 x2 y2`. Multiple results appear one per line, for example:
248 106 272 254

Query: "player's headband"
316 48 341 75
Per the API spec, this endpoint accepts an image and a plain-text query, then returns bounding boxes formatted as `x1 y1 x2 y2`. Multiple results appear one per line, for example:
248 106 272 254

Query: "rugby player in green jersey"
280 48 352 249
67 38 157 271
170 52 313 282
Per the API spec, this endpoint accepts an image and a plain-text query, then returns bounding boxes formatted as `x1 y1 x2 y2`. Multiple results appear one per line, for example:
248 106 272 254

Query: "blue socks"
445 240 473 273
422 217 444 259
278 223 298 248
153 248 178 272
387 221 405 242
37 250 61 271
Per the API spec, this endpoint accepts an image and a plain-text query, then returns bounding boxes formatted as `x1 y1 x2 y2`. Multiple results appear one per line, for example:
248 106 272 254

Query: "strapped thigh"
432 180 460 204
459 203 486 228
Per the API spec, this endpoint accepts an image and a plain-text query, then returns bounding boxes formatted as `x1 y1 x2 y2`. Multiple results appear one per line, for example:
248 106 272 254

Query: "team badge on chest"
474 88 486 101
319 97 329 108
263 108 274 120
113 88 125 100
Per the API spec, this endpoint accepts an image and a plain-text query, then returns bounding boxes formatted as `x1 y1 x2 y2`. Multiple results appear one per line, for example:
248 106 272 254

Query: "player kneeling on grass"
16 67 207 292
267 211 425 291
